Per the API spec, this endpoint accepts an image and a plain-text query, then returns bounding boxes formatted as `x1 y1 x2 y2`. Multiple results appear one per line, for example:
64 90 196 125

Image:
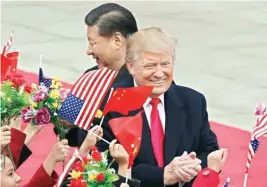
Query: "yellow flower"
31 83 37 89
95 109 103 119
88 174 96 181
71 170 81 180
56 82 62 88
50 84 56 89
32 102 38 108
52 102 59 108
52 77 59 82
49 90 60 99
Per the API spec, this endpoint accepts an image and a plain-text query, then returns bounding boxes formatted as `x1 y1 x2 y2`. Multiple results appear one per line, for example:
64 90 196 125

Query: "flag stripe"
83 71 117 130
255 122 267 139
71 72 90 94
76 68 109 126
2 31 13 55
80 68 106 100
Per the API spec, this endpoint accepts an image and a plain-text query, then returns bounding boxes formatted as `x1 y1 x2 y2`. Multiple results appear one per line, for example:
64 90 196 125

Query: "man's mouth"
150 80 165 86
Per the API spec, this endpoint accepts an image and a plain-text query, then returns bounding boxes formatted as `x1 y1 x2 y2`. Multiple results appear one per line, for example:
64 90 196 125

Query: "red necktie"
150 98 164 167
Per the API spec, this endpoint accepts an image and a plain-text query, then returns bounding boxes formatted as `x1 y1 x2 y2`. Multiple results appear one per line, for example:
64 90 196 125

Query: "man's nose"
86 48 93 56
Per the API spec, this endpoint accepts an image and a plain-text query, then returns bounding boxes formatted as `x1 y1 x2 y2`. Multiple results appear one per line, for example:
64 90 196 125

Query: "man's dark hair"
85 3 138 38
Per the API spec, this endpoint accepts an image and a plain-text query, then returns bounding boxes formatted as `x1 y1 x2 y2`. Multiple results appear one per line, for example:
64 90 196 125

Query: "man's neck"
108 58 125 71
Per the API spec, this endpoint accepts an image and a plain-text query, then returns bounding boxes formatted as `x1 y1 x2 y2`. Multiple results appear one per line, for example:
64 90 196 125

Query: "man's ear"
112 32 125 50
126 60 135 76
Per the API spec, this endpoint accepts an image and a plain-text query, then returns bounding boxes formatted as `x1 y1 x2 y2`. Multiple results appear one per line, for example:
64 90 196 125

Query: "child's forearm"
42 154 57 176
118 164 130 178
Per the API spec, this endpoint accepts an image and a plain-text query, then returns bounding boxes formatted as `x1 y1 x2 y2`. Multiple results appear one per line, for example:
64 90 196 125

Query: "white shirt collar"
133 80 165 107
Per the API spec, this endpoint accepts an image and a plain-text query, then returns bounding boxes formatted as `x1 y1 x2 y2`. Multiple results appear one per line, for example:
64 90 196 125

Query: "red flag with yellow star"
109 111 143 168
6 51 19 73
1 51 19 80
103 86 153 115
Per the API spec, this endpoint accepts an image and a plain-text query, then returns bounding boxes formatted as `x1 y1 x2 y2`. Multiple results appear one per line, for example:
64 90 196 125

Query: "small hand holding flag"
109 111 143 169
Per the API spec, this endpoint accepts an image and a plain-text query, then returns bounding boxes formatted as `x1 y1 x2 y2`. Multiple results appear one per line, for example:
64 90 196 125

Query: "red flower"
70 179 86 187
90 146 98 152
82 156 90 165
96 173 105 182
24 84 32 93
92 151 102 162
74 161 85 172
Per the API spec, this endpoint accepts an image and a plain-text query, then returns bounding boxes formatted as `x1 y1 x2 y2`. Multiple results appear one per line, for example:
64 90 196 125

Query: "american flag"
39 67 52 88
2 31 13 55
223 178 231 187
245 112 267 173
59 67 117 130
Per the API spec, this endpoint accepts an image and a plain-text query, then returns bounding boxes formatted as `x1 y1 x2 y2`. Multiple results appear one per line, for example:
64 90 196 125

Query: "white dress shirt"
143 95 166 133
133 81 166 131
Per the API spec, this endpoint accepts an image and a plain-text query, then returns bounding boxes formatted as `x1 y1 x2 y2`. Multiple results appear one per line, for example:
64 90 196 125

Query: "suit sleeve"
23 164 58 187
192 168 220 187
113 175 141 187
9 128 32 168
132 164 165 187
197 96 219 169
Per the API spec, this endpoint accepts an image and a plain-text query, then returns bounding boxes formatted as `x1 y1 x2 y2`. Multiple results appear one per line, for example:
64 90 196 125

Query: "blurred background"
2 1 267 130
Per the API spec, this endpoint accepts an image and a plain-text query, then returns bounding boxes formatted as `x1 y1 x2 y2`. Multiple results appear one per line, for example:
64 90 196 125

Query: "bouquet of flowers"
1 73 32 125
0 73 32 169
70 148 119 187
21 78 70 140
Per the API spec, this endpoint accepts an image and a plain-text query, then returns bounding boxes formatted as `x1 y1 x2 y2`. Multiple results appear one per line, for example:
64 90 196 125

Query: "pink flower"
59 89 70 102
33 91 48 102
35 108 51 125
255 103 266 115
21 107 34 123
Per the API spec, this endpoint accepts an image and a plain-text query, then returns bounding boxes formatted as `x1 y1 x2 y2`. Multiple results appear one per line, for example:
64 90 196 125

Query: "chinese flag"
1 51 19 80
109 111 143 168
1 54 10 80
6 51 19 73
103 86 153 115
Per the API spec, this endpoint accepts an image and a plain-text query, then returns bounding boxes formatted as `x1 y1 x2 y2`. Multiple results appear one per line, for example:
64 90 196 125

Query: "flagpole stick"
99 87 115 127
88 131 111 145
243 173 248 187
125 168 130 184
39 55 43 66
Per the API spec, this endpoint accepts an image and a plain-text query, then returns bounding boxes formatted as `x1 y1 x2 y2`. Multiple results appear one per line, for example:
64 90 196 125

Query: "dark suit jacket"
96 76 219 187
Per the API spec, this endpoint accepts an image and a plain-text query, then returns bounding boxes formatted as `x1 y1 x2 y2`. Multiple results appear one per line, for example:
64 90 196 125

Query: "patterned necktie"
150 98 164 167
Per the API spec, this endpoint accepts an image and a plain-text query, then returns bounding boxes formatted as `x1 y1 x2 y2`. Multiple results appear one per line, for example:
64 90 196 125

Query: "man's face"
86 25 116 68
128 51 174 97
1 157 21 187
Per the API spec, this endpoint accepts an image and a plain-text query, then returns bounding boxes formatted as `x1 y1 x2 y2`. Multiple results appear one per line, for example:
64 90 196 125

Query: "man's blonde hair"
126 26 177 63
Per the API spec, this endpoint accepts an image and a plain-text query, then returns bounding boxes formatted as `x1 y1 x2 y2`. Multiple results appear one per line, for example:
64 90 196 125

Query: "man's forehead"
87 25 100 39
142 51 172 61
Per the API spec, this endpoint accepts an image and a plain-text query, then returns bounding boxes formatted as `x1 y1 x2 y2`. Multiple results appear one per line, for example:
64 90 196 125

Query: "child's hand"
109 139 129 166
49 139 69 163
208 148 228 172
120 183 129 187
43 139 69 176
23 124 44 145
79 125 103 156
9 117 21 130
0 126 11 149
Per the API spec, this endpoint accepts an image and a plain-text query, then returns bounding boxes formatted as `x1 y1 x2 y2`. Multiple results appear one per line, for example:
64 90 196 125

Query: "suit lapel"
164 85 187 165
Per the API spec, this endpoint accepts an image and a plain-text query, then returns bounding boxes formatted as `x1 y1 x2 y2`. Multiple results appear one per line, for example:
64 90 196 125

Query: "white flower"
108 168 116 174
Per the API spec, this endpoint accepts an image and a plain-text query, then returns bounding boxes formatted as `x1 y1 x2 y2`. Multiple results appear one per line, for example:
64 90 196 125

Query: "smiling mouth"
151 80 164 86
